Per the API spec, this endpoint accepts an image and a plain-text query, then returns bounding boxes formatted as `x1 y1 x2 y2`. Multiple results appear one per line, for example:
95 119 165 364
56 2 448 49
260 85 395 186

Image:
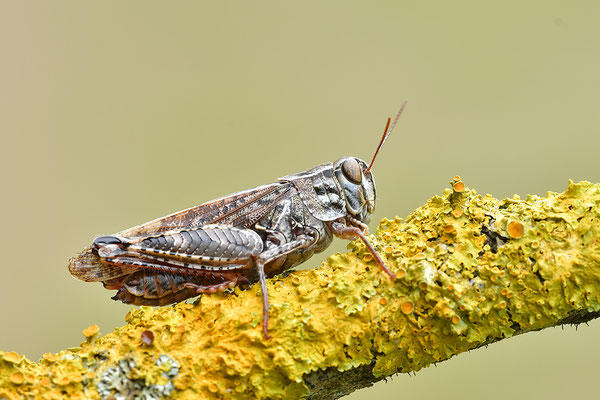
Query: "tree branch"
2 179 600 400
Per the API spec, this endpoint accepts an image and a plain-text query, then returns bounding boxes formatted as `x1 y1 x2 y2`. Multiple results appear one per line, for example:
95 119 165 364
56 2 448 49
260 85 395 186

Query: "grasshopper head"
334 101 407 225
333 157 376 224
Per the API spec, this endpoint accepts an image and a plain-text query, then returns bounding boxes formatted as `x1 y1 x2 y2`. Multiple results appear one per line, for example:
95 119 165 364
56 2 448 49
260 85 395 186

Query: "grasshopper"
69 101 407 339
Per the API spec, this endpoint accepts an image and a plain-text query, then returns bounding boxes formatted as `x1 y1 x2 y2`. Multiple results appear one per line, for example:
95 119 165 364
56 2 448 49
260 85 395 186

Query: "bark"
2 179 600 400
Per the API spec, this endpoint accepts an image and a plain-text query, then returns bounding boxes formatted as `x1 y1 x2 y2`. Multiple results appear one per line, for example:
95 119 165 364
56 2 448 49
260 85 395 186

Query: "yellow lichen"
9 372 24 385
2 352 23 364
507 220 525 238
43 353 59 362
453 181 465 192
2 180 600 399
82 324 99 338
401 301 414 314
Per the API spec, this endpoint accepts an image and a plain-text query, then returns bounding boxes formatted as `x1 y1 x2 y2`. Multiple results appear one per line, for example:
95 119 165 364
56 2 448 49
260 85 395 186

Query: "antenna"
366 100 408 172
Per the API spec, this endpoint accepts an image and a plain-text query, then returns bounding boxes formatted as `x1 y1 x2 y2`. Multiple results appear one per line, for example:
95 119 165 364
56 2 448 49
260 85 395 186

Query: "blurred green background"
1 1 599 399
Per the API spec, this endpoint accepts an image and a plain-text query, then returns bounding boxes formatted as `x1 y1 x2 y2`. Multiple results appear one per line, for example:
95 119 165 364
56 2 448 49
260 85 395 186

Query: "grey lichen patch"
97 355 180 400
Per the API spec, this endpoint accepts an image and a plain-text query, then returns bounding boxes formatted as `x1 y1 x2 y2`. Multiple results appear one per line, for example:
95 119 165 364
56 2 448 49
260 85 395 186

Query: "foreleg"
329 220 395 279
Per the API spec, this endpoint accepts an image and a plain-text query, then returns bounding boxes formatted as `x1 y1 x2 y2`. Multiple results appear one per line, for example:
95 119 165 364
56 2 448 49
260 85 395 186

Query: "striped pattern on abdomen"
127 225 263 265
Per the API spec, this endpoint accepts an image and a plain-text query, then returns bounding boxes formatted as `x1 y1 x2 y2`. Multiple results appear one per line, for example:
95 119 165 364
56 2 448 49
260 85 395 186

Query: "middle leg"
254 233 317 339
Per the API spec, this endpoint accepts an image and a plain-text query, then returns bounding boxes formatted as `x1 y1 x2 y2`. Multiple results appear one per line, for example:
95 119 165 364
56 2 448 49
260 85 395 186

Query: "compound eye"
341 158 362 184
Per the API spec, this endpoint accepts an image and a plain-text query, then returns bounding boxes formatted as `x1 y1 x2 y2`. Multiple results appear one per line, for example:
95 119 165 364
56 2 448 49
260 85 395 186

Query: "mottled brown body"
69 178 337 304
69 102 406 338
